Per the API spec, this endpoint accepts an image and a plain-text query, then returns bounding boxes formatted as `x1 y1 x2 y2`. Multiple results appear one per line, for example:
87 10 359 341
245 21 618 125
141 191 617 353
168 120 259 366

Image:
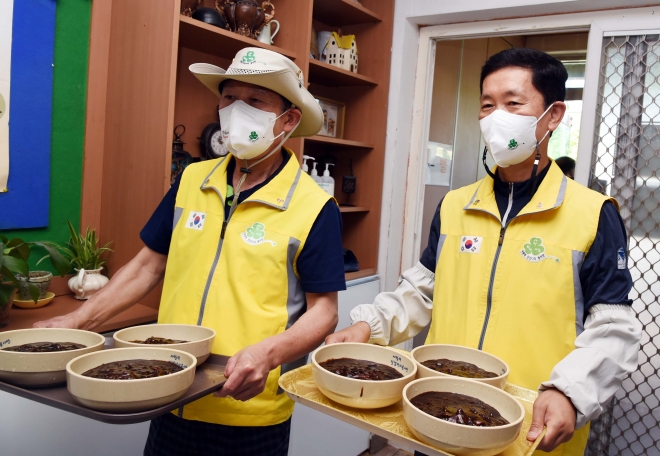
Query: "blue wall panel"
0 0 56 229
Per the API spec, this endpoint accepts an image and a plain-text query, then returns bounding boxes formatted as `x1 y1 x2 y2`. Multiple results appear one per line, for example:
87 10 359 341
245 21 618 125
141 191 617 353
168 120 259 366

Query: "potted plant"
0 236 71 327
60 221 113 300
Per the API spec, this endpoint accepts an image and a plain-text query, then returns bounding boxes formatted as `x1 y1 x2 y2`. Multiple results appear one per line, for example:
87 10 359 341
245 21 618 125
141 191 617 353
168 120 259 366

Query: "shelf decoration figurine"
216 0 273 40
171 124 194 185
341 159 357 207
181 0 201 17
310 27 320 59
321 31 358 73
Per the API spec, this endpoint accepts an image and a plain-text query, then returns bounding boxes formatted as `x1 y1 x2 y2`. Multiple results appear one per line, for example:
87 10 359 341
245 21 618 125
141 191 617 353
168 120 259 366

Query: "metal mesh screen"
585 33 660 456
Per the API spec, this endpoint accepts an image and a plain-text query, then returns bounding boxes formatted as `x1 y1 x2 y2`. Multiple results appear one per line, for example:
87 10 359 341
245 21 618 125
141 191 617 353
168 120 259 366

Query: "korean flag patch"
460 236 483 254
186 211 206 231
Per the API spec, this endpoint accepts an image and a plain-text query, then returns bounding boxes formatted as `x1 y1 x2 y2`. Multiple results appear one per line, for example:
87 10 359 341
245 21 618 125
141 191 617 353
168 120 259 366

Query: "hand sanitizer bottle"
310 162 322 184
319 163 335 196
302 155 314 174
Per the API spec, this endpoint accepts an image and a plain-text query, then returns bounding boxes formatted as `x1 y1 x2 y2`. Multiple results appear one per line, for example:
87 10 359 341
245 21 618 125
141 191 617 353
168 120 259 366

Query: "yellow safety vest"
428 162 614 456
158 148 331 426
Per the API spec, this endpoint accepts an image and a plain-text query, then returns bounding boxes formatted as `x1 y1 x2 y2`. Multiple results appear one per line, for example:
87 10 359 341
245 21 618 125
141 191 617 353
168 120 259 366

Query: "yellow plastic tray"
279 364 545 456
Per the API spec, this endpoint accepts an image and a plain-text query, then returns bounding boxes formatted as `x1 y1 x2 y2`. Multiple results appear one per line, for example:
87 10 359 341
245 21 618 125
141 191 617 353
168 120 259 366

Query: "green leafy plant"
60 221 113 270
0 236 71 305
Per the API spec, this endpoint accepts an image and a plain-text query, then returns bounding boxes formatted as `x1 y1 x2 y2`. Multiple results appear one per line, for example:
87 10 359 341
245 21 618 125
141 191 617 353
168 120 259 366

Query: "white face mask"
479 103 554 168
219 100 288 160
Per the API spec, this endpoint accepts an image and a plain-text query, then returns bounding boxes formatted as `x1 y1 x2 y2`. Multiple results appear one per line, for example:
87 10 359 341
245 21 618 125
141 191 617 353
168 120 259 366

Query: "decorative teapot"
216 0 272 40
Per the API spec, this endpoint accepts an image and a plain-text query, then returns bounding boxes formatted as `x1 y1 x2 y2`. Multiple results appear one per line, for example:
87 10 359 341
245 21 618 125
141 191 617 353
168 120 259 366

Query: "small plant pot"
16 271 53 301
68 268 109 300
0 289 16 328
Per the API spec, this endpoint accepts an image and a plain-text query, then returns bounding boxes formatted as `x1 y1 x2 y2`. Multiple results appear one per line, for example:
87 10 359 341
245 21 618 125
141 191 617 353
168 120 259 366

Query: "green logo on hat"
241 51 256 64
508 139 518 149
249 131 259 142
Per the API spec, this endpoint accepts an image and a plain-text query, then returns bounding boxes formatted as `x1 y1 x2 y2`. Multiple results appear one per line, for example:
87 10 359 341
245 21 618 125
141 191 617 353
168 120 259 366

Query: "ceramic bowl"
312 343 417 409
402 377 525 455
0 328 105 387
113 324 216 365
66 347 197 413
13 291 56 309
411 344 509 389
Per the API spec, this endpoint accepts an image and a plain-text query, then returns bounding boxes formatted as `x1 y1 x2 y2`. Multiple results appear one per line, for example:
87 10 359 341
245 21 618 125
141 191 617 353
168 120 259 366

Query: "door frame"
401 6 660 272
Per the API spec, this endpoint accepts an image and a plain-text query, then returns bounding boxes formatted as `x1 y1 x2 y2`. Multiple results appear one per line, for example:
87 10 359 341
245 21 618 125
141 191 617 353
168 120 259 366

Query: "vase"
68 268 109 300
0 289 15 327
219 0 266 39
16 271 53 300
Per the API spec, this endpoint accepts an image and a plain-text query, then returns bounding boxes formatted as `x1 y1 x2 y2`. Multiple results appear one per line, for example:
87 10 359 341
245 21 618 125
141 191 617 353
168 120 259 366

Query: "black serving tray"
0 354 227 424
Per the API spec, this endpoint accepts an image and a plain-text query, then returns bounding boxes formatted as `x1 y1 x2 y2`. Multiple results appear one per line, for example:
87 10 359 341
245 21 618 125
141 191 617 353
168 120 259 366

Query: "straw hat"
189 48 323 137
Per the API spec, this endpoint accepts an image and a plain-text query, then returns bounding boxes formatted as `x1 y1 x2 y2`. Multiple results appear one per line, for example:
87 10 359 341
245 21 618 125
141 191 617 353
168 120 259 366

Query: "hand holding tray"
279 364 546 456
0 354 227 424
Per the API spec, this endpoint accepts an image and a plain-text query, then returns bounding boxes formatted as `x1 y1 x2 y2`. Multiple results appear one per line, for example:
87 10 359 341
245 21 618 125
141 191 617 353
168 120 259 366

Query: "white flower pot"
68 268 109 300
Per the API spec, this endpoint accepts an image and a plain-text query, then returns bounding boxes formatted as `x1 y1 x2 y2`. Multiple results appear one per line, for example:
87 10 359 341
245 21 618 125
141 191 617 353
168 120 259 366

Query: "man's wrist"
354 321 371 341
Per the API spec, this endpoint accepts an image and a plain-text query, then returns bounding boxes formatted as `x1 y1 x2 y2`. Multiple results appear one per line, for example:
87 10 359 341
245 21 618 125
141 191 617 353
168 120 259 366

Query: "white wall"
377 0 660 287
288 278 380 456
0 390 150 456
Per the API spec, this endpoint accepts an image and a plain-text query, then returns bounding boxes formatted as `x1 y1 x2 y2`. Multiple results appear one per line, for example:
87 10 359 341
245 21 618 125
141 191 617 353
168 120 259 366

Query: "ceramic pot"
16 271 53 300
0 288 16 328
220 0 266 39
68 268 109 300
257 19 279 45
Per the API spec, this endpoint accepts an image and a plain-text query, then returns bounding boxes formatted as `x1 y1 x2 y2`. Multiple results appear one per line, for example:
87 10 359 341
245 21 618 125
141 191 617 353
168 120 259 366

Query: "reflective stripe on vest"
429 162 612 456
158 148 332 426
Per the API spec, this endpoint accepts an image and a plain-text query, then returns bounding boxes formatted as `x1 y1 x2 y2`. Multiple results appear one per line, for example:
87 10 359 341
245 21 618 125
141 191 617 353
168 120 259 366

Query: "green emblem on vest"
241 51 256 64
246 222 265 240
520 237 559 263
241 222 276 246
249 131 259 142
508 139 518 149
524 237 544 255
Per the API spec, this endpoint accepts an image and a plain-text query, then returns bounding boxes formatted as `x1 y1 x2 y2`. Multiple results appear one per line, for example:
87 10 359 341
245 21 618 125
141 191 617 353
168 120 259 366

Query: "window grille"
585 33 660 456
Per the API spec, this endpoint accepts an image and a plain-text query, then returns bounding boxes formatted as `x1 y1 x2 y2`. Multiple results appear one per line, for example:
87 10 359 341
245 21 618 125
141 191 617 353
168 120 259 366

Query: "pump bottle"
302 155 314 174
310 162 322 184
319 163 335 196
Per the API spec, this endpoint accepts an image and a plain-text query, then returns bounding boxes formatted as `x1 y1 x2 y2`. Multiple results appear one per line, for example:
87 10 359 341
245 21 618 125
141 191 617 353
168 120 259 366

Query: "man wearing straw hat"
35 48 345 455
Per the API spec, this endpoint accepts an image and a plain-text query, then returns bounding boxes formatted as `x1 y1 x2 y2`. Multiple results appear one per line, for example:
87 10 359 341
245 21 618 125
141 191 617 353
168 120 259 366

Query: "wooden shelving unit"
312 0 382 26
308 59 378 86
178 15 297 60
345 268 377 282
82 0 394 303
339 206 369 213
305 135 373 150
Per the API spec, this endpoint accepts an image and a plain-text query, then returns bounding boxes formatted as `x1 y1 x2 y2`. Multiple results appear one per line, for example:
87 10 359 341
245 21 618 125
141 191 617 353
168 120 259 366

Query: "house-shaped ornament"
321 32 358 73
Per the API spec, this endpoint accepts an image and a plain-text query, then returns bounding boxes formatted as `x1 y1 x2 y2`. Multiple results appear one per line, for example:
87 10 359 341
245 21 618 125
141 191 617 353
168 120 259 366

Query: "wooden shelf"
308 59 378 87
345 268 377 282
339 206 369 213
178 16 297 60
313 0 382 26
1 294 158 333
305 135 374 151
